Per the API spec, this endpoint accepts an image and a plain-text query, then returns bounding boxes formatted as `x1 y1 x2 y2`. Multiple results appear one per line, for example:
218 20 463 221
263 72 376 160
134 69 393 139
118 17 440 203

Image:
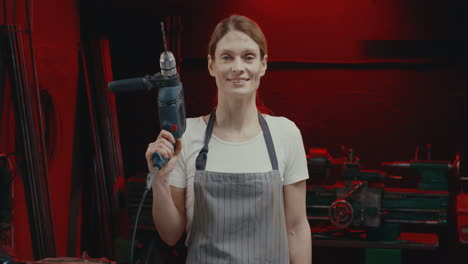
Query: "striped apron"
186 111 290 263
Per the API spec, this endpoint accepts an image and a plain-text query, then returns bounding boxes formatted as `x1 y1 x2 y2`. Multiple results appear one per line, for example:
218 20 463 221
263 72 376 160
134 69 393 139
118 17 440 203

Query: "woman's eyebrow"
217 49 233 54
242 49 258 54
218 49 258 54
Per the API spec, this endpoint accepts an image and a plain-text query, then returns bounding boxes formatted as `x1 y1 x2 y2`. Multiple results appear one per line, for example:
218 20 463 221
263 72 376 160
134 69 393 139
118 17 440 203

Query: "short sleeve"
283 121 309 185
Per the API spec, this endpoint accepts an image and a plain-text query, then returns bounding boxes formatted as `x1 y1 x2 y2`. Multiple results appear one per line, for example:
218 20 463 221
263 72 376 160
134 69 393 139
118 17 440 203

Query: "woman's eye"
245 55 255 61
220 55 231 60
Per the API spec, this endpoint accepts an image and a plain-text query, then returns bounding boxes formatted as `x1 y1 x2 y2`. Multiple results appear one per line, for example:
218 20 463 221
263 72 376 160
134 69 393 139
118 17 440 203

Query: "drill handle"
147 141 176 190
152 137 180 169
152 151 170 169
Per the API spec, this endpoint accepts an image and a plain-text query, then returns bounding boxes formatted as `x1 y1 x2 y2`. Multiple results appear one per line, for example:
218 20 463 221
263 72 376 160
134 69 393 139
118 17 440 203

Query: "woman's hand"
145 130 183 180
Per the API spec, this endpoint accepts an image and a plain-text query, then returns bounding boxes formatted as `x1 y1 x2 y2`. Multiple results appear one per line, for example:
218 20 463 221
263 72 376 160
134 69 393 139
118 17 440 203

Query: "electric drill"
109 22 186 190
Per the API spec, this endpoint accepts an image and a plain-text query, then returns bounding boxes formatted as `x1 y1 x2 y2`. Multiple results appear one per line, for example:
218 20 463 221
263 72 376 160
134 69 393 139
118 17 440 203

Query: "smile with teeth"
228 78 249 84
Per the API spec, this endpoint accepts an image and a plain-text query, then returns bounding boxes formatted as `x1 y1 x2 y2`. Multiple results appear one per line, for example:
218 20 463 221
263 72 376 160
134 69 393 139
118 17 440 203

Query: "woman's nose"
231 58 244 73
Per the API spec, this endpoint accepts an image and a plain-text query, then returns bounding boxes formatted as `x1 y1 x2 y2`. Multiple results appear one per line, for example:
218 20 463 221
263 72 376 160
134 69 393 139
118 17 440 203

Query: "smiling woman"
207 15 271 114
147 15 312 263
208 30 267 100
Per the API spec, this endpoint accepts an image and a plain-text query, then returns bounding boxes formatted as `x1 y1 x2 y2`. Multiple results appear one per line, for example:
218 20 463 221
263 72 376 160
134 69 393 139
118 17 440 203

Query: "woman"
147 15 311 263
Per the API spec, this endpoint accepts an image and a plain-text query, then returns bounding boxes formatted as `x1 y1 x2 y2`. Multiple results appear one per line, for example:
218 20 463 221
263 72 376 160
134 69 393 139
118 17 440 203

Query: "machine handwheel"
329 199 354 229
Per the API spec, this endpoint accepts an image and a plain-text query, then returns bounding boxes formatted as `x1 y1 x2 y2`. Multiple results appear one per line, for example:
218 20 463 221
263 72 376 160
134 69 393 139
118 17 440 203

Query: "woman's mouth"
228 78 249 84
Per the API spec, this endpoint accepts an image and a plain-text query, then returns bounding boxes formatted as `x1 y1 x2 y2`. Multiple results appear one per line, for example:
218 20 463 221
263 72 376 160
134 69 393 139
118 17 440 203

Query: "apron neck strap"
258 112 279 170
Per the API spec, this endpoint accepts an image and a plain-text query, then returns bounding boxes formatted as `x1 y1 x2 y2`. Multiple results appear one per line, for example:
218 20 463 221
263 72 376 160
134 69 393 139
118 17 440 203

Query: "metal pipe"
80 46 114 257
307 216 329 221
385 219 441 225
383 208 441 213
7 24 56 258
384 192 448 198
307 205 330 209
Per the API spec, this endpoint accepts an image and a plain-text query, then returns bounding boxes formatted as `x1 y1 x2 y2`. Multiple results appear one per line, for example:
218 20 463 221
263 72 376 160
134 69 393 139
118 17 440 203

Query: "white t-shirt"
168 115 309 238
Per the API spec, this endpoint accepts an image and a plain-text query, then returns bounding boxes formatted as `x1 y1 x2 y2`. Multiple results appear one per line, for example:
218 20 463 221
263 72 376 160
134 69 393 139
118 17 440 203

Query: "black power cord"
130 188 150 264
130 165 161 264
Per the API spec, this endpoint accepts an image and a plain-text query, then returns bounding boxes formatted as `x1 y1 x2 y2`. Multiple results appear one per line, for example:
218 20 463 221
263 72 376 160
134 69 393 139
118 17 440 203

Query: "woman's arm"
284 180 312 263
152 182 186 246
147 131 187 246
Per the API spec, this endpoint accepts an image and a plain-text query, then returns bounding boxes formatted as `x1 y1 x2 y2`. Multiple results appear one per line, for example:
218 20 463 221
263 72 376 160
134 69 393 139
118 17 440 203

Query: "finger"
146 145 160 159
174 138 183 156
157 130 176 143
159 138 175 154
145 148 155 160
156 140 174 155
146 141 158 155
157 147 173 159
147 142 173 160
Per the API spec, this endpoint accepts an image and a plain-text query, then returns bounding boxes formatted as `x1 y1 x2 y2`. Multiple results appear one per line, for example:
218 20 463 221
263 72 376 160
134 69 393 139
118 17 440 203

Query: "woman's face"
208 30 267 99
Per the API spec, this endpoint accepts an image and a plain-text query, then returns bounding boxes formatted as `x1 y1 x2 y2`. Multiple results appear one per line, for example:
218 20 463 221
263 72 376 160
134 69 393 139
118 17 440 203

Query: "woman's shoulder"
186 116 204 125
183 116 206 135
179 117 206 152
264 115 299 133
264 115 303 153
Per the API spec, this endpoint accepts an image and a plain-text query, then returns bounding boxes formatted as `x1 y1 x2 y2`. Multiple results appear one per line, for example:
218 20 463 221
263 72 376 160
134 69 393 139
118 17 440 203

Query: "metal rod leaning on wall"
11 23 56 259
78 43 115 258
83 38 125 257
89 39 124 208
1 24 56 259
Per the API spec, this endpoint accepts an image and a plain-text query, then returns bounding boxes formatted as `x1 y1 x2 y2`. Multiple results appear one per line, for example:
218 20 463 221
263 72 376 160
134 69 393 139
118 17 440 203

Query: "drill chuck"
160 51 177 77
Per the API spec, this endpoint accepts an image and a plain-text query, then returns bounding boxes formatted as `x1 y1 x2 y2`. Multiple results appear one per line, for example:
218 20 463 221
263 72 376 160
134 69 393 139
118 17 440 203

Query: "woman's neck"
210 95 261 141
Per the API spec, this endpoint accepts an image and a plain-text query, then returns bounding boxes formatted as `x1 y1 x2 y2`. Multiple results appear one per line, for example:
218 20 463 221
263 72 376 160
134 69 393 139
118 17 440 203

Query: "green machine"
306 147 460 264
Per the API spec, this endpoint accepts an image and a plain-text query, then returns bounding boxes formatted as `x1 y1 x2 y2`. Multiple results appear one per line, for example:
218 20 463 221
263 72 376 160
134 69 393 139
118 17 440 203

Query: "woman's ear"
260 54 268 77
208 54 215 77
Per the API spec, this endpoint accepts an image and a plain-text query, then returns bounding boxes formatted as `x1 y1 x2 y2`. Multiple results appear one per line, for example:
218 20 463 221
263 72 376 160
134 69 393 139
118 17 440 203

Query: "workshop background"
0 0 466 263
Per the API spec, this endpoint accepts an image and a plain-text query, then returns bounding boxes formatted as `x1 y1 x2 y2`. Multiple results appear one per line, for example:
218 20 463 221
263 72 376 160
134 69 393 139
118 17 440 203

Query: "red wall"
108 0 464 176
175 0 465 168
0 0 465 261
0 0 80 260
181 0 460 60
